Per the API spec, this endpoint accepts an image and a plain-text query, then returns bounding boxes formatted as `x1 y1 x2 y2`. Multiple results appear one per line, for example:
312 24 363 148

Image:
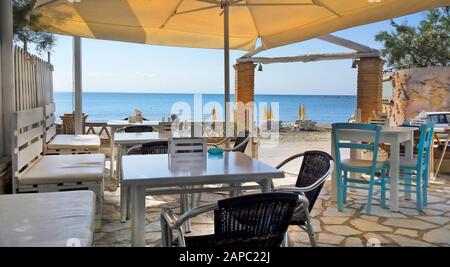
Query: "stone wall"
382 67 450 125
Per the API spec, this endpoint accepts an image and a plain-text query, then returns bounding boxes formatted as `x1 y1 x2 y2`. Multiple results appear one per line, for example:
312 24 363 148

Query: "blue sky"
47 11 426 96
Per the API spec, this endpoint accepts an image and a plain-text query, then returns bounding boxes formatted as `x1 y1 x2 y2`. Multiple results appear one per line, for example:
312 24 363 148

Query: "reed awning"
31 0 448 51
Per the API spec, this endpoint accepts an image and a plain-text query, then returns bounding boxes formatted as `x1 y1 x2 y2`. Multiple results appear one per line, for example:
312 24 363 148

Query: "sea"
54 92 356 124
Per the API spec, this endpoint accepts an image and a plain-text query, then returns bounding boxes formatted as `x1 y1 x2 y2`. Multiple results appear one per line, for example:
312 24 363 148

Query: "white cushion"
19 154 105 185
0 191 95 247
47 134 100 150
341 159 387 169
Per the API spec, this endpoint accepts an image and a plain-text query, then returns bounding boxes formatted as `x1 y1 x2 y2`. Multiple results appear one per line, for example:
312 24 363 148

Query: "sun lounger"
44 103 101 154
0 191 95 247
12 107 105 215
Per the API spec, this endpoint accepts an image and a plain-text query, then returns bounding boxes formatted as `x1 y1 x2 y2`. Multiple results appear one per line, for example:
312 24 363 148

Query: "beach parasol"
301 104 306 120
30 0 448 135
298 104 303 120
211 106 217 121
268 103 273 121
263 104 268 121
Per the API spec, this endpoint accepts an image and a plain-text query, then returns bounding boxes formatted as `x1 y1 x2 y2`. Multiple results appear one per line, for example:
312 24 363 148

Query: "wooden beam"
241 46 264 58
237 51 380 64
318 34 377 52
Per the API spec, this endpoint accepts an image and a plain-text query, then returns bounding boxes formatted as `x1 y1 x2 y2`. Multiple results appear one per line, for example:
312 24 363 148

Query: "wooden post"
356 57 384 123
73 37 83 135
1 0 15 156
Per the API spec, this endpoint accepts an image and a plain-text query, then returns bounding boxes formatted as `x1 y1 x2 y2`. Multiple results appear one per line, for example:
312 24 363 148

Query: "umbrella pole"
73 37 83 135
223 1 230 148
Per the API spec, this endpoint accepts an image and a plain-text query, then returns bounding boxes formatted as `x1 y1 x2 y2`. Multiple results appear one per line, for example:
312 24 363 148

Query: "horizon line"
54 91 356 97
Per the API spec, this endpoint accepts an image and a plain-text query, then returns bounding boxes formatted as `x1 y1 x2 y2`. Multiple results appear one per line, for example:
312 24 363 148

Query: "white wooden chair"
159 122 173 134
169 137 207 157
168 137 207 232
43 103 101 155
12 107 105 216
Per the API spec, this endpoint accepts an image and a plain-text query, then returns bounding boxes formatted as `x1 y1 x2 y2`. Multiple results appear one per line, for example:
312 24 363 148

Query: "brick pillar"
234 62 257 157
356 57 384 123
234 62 256 130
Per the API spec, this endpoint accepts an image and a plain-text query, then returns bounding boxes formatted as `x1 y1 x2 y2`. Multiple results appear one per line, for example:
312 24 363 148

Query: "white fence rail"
14 47 53 111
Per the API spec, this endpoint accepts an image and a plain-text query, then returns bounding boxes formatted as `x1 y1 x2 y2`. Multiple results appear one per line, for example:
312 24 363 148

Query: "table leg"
118 145 128 222
331 133 337 202
404 133 414 200
435 135 449 179
390 140 400 212
130 185 146 247
110 126 116 178
260 179 272 193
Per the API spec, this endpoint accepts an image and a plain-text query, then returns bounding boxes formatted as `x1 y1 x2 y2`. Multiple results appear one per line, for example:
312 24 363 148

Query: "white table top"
434 126 449 133
47 134 101 149
122 152 284 187
107 120 159 127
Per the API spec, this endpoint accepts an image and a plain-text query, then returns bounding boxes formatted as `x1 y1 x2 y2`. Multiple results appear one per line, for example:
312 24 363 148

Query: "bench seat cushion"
0 191 95 247
19 154 105 186
47 134 101 150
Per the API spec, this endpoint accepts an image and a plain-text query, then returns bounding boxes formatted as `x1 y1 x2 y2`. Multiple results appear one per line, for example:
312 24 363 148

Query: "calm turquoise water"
54 92 356 124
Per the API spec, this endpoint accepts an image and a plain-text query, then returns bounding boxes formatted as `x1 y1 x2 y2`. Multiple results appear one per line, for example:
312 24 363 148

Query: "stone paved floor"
94 172 450 247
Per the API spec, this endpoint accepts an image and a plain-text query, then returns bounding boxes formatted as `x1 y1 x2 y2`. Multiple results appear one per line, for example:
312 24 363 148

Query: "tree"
375 7 450 68
13 0 56 54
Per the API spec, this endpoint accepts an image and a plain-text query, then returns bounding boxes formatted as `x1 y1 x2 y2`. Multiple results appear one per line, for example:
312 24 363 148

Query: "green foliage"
375 7 450 67
13 0 56 54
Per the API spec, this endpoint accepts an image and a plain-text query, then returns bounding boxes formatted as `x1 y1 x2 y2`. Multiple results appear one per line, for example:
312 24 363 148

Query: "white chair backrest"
44 102 57 143
12 107 44 182
168 137 207 157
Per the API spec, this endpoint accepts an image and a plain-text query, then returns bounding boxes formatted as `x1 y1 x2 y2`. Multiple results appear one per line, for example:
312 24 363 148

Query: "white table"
331 126 416 212
122 152 285 247
107 120 159 177
114 131 189 222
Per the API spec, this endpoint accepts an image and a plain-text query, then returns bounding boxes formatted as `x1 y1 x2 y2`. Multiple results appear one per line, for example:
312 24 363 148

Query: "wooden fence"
13 47 53 111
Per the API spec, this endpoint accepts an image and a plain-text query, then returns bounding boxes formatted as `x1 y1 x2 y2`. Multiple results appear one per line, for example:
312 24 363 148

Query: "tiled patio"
94 172 450 247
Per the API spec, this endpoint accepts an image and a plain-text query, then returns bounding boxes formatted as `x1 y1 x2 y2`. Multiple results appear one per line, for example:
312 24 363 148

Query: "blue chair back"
332 123 382 174
416 123 434 174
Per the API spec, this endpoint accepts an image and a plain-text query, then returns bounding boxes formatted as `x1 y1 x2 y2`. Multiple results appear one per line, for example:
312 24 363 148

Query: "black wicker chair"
118 125 154 133
161 192 299 247
208 130 250 153
273 150 334 247
126 141 169 155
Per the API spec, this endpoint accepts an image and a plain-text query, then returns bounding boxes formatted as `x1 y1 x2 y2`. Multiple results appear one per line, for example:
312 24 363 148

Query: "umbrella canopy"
31 0 447 51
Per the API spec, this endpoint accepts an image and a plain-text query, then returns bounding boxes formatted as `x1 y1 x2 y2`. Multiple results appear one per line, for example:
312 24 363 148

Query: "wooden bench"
12 107 105 216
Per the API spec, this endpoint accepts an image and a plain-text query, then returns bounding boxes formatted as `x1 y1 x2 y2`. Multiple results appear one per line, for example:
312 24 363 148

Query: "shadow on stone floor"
94 172 450 247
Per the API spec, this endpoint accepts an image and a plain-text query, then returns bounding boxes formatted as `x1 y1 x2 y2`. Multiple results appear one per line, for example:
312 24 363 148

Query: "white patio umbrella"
30 0 448 136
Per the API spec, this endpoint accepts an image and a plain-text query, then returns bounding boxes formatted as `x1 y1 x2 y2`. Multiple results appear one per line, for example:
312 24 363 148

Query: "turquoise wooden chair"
332 123 388 214
385 123 434 211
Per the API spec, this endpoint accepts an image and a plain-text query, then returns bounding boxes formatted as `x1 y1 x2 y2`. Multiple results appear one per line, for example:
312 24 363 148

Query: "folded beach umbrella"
298 104 303 121
263 104 268 121
30 0 448 130
211 106 217 122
